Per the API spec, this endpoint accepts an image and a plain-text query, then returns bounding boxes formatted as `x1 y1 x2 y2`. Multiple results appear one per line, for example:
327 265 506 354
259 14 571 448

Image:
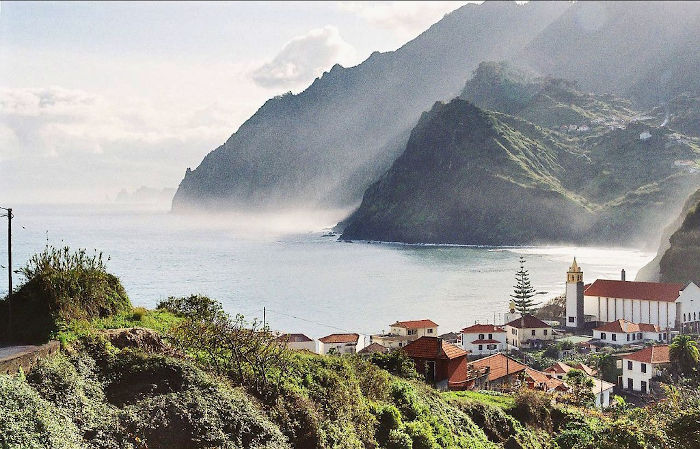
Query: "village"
276 258 700 409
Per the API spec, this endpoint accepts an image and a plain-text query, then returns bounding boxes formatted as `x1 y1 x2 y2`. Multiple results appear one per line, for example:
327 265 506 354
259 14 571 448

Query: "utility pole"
1 207 12 336
263 306 266 329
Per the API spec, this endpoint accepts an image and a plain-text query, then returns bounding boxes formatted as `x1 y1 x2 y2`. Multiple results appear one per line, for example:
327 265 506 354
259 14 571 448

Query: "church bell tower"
565 258 585 329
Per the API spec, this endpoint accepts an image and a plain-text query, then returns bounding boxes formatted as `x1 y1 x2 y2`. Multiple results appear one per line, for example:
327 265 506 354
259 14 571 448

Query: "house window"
479 334 485 340
612 334 617 341
408 329 417 335
628 378 633 390
569 316 575 323
637 333 642 340
544 330 548 336
684 313 687 321
531 329 536 336
601 332 606 340
658 334 662 341
487 344 496 350
427 328 433 334
641 363 647 373
627 334 630 341
478 344 483 351
627 361 633 370
663 333 667 340
488 333 493 339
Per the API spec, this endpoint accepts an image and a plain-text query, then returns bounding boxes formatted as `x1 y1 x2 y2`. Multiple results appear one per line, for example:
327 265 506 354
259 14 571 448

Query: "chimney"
621 269 626 281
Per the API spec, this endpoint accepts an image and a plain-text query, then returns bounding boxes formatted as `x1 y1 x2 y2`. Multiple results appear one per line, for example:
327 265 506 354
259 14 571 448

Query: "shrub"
1 246 131 343
511 388 552 431
131 307 148 321
387 429 413 449
405 421 438 449
156 294 225 321
373 403 403 445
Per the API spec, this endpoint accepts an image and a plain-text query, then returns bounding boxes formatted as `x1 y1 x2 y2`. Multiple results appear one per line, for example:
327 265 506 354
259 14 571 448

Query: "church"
565 259 700 332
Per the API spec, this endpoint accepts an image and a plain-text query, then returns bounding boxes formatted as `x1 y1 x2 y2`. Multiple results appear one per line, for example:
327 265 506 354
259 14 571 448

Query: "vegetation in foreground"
2 247 700 448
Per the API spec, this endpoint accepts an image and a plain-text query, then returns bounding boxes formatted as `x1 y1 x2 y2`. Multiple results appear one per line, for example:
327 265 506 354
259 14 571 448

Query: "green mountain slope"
340 87 700 245
656 189 700 284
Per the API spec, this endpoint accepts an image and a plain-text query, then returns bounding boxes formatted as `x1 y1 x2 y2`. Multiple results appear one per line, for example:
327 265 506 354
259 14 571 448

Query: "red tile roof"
461 324 505 333
319 333 359 344
471 339 501 344
505 314 551 329
470 353 527 381
594 319 660 333
585 280 683 303
358 342 389 355
623 345 670 364
402 336 467 360
544 361 572 375
391 319 438 329
276 333 312 343
544 361 595 376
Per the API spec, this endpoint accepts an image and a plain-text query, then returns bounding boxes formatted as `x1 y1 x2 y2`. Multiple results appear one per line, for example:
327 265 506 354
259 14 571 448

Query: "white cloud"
251 25 357 89
0 86 241 202
338 1 473 41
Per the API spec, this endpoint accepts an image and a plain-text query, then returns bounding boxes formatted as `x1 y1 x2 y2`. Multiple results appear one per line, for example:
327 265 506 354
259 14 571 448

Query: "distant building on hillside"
358 342 389 356
504 315 554 349
372 319 438 349
564 259 700 331
318 333 360 355
592 319 668 346
640 130 652 140
621 345 670 394
401 336 473 390
460 324 506 355
276 333 316 352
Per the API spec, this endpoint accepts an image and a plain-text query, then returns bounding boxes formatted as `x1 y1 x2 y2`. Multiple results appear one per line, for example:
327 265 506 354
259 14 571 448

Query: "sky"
0 1 470 204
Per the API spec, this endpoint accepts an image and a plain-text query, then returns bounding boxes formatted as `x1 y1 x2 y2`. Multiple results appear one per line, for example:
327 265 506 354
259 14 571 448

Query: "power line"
263 307 374 335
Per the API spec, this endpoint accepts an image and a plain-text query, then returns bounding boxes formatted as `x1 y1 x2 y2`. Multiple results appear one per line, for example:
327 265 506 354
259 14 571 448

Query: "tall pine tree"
511 256 538 315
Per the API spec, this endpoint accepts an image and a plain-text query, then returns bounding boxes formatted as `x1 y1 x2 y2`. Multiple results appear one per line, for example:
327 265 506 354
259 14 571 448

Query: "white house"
565 259 700 331
640 130 652 140
593 319 668 346
372 319 438 349
621 345 670 394
505 315 554 349
460 324 506 355
318 333 360 355
591 377 616 408
677 282 700 333
276 333 317 352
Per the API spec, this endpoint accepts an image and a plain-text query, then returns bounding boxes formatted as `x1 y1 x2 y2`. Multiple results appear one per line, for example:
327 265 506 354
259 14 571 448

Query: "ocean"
0 204 655 339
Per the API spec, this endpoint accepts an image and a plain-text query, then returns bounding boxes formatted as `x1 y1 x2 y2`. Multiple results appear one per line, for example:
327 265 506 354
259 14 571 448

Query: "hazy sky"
0 1 469 203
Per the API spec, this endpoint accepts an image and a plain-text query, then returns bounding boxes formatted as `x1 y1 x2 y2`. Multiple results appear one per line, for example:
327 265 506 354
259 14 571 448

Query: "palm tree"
670 334 699 377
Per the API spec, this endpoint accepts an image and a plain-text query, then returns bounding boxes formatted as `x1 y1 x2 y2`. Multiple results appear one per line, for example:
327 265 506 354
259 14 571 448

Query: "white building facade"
460 324 506 356
565 258 700 331
592 320 668 346
621 345 670 394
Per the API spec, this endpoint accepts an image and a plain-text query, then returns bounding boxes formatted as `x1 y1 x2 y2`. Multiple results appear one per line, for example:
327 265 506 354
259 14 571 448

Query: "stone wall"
0 341 60 375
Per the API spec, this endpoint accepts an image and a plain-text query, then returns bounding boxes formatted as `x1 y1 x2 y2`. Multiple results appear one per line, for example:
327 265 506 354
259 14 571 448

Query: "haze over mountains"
173 1 700 245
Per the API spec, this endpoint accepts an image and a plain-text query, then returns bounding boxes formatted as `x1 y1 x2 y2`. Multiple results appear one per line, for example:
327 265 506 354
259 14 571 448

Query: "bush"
156 294 225 321
405 421 438 449
387 429 414 449
131 307 148 321
368 350 419 379
1 246 131 343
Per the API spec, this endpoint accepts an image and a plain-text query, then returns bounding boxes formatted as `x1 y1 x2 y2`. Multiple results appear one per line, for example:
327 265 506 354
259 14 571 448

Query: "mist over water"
1 205 654 338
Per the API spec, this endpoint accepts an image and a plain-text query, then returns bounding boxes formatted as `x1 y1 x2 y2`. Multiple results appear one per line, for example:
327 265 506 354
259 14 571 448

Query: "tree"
670 334 699 377
510 256 539 315
564 368 594 406
594 352 618 383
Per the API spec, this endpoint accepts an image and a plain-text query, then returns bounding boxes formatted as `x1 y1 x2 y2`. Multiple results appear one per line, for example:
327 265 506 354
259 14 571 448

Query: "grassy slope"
341 63 700 245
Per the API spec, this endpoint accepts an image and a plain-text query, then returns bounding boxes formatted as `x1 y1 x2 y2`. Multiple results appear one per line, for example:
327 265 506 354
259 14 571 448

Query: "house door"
641 381 647 393
627 378 633 390
426 361 436 383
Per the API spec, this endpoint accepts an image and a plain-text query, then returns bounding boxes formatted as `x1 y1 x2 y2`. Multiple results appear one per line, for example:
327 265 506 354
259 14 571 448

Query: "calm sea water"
0 204 654 338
